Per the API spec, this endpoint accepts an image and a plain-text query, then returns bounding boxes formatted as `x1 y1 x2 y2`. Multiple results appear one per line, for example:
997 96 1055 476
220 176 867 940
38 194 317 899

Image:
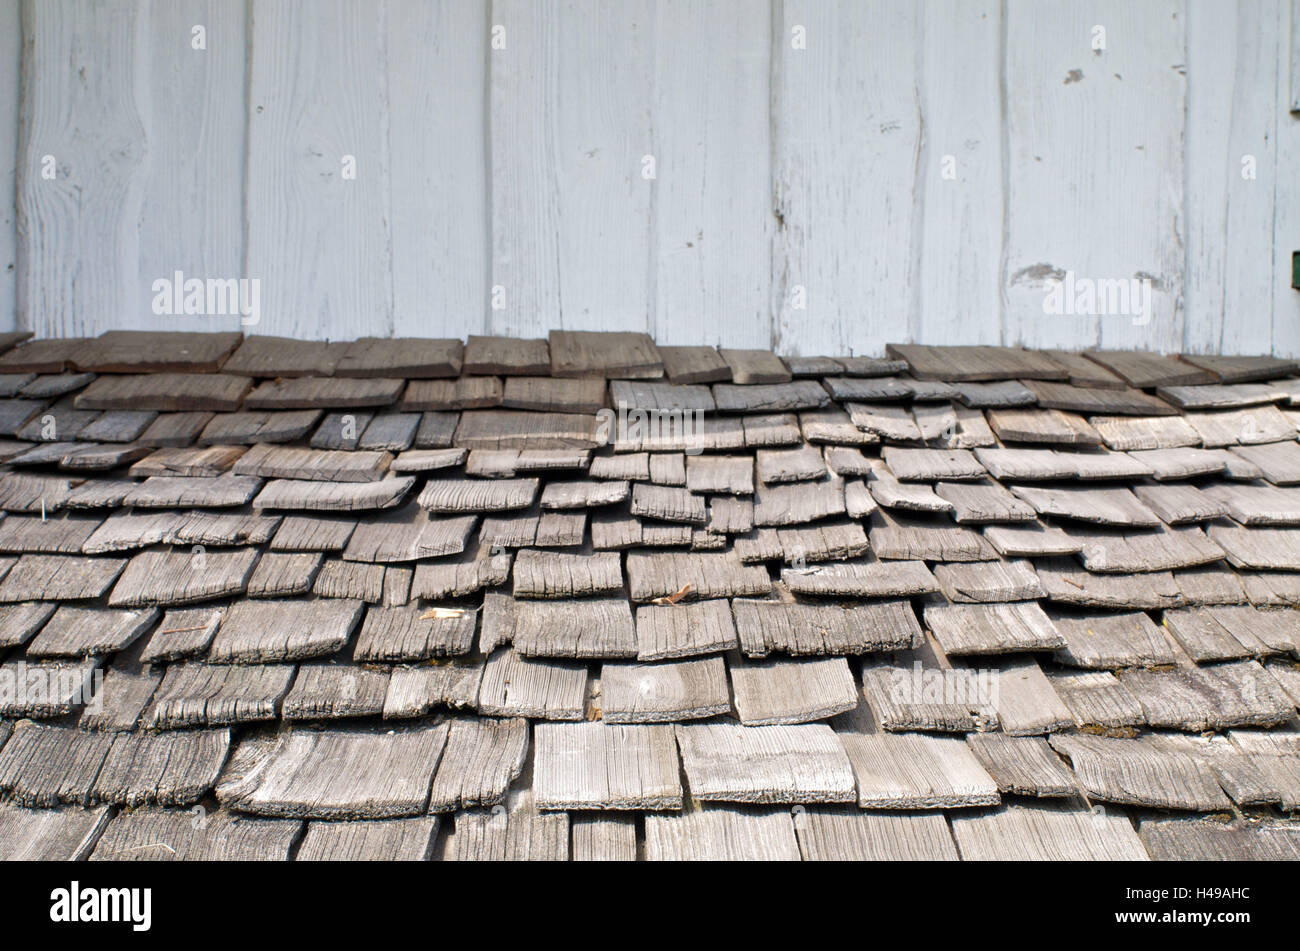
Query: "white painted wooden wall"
3 0 1299 356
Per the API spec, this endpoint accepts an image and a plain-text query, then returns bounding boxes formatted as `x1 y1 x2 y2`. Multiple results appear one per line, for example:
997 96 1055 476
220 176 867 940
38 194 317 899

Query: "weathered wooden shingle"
932 558 1042 602
281 663 390 720
549 330 663 379
208 598 364 663
254 475 415 513
868 511 997 562
534 722 681 810
729 656 857 725
1051 610 1179 669
644 807 801 860
217 724 449 819
149 663 295 728
1139 817 1300 861
1048 734 1232 811
26 605 158 658
627 551 771 602
951 802 1148 861
795 808 958 861
108 547 258 607
426 717 528 813
676 722 855 804
734 599 921 657
841 732 1001 809
0 721 229 807
601 656 731 722
0 554 127 602
924 601 1064 655
0 803 111 860
966 734 1076 797
75 373 251 412
489 594 636 658
476 650 587 720
1047 670 1145 728
634 599 739 661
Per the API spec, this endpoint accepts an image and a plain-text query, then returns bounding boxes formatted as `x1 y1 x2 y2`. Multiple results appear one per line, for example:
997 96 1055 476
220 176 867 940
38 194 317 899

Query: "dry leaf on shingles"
651 583 694 606
420 607 467 620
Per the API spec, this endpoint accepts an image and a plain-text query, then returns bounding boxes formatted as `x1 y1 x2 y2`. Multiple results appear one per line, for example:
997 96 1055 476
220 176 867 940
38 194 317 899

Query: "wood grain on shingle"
199 409 322 446
354 605 476 661
0 721 228 808
0 803 111 861
601 656 731 722
1009 484 1160 526
627 551 771 602
841 732 1000 809
208 598 363 663
26 605 157 658
217 724 449 819
781 559 937 598
296 817 439 862
75 373 251 412
476 650 588 720
0 601 57 648
733 599 922 657
246 551 324 597
887 344 1066 382
549 331 663 379
244 377 404 411
644 807 800 861
463 336 550 376
254 475 415 513
966 734 1076 797
0 554 127 602
657 346 731 384
860 661 998 734
924 602 1063 655
951 803 1148 861
729 656 857 725
137 606 225 664
1048 734 1231 811
534 722 681 810
932 559 1042 602
868 511 996 562
1084 350 1216 388
233 444 392 483
383 662 483 719
149 663 294 729
108 548 258 607
796 808 959 861
123 474 262 509
428 717 528 813
676 722 855 804
634 599 739 661
1140 817 1300 861
282 663 390 720
0 657 101 718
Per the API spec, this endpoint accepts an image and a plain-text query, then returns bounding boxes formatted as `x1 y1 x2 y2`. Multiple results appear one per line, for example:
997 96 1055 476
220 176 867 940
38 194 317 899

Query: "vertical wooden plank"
1183 0 1279 355
912 0 1003 345
17 0 148 337
386 0 489 336
651 0 772 347
246 0 392 339
0 0 19 332
1273 0 1300 356
135 0 246 333
772 0 921 357
1291 0 1300 112
490 0 654 337
1003 0 1185 352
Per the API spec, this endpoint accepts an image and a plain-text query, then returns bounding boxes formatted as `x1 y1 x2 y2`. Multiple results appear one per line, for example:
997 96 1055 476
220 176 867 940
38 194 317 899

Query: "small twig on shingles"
650 583 693 606
156 625 209 635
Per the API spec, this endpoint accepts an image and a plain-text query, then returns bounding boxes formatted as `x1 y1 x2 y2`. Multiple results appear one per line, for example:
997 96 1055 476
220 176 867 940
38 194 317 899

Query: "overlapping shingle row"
0 331 1298 861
